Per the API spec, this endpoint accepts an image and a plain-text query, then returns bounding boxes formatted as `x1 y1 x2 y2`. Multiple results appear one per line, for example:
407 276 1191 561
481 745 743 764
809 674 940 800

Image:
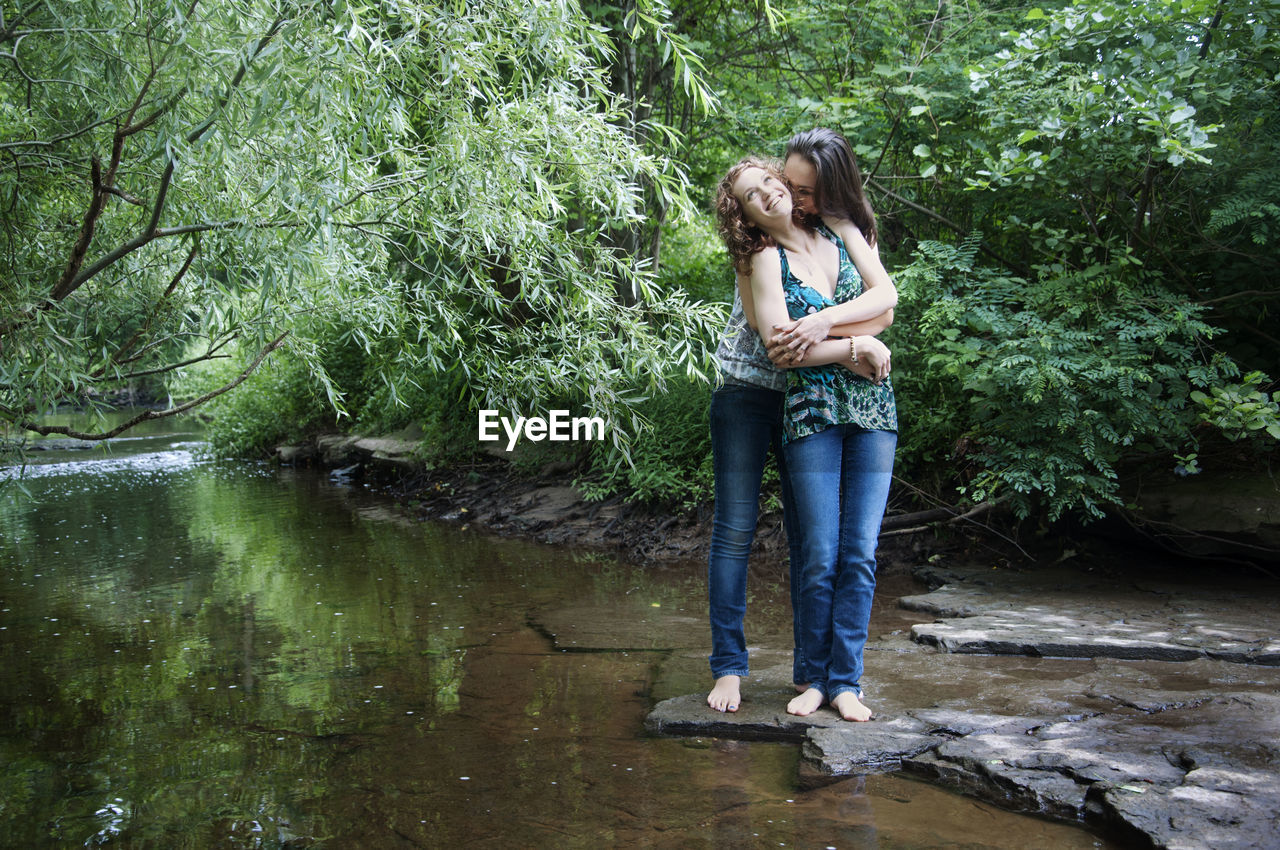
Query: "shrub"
892 236 1242 520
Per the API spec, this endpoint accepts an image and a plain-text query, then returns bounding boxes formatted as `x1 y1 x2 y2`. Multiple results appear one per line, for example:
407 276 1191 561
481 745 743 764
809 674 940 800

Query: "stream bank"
276 432 945 569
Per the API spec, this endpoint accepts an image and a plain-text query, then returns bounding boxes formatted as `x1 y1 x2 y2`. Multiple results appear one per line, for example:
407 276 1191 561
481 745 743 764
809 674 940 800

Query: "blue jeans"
707 384 804 680
784 425 896 699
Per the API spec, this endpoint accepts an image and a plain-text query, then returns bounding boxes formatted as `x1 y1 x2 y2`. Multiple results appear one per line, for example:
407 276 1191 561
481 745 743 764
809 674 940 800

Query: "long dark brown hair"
714 156 802 276
785 128 878 247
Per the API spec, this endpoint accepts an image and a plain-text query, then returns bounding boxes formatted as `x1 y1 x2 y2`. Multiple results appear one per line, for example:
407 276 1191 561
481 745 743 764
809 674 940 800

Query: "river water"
0 418 1110 848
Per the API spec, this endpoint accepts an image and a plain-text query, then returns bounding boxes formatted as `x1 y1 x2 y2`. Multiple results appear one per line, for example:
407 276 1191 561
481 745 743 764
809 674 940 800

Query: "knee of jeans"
800 532 837 563
838 532 879 571
710 523 755 558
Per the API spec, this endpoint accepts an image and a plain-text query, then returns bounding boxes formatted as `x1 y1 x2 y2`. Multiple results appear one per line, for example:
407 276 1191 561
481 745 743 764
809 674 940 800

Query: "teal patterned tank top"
779 226 897 443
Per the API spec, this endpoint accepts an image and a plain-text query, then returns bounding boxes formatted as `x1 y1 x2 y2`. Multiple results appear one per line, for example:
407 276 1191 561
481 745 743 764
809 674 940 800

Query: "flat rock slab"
645 563 1280 846
1094 771 1280 850
646 690 855 741
903 565 1280 665
529 604 703 652
902 692 1280 849
801 719 937 778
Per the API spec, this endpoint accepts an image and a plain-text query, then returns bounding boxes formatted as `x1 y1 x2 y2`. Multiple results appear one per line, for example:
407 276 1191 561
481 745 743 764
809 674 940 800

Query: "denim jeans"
707 384 804 680
784 424 896 699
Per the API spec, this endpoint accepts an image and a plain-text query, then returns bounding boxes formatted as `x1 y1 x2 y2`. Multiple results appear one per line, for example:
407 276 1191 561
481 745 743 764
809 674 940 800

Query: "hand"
766 312 835 363
767 338 802 367
851 335 891 383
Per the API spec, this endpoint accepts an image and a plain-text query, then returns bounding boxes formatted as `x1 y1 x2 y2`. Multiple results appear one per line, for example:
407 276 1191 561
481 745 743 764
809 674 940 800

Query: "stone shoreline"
646 565 1280 849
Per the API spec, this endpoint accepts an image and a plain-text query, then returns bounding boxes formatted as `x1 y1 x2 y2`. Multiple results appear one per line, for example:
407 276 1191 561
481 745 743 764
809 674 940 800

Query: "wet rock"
645 691 851 741
352 436 418 468
329 462 360 482
530 604 702 652
801 718 936 777
908 709 1042 738
910 617 1208 662
316 435 361 466
899 693 1280 847
276 443 317 465
1089 779 1280 850
905 750 1089 822
902 565 1280 666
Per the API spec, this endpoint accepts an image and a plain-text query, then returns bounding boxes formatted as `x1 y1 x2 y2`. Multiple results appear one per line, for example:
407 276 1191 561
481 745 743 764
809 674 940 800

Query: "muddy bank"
275 432 939 568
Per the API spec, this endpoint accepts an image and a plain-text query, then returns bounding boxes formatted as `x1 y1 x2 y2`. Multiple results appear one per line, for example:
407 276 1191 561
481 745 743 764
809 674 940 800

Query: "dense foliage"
6 0 1278 524
1 0 718 457
594 0 1280 519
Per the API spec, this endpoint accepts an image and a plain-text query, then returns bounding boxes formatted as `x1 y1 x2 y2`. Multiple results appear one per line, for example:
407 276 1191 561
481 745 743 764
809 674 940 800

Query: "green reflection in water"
0 428 1112 849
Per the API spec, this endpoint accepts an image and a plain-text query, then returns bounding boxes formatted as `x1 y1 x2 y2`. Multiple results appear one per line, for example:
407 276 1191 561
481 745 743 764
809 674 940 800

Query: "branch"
91 237 200 377
0 115 120 150
117 347 232 380
1198 2 1225 61
18 331 289 440
1197 289 1280 307
879 499 997 536
63 5 285 293
50 156 107 300
103 185 145 206
0 2 45 42
865 177 1029 275
71 220 229 291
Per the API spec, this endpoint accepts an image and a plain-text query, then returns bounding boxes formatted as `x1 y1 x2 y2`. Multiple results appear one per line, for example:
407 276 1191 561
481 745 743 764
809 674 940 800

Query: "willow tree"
0 0 718 451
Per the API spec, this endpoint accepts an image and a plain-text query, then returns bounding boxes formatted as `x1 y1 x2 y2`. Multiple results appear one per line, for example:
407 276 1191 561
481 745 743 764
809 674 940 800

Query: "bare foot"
793 682 810 694
707 675 741 712
831 691 873 722
786 687 824 716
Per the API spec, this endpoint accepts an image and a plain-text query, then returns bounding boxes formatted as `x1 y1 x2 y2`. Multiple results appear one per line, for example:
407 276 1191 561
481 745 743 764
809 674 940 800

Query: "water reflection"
0 423 1108 848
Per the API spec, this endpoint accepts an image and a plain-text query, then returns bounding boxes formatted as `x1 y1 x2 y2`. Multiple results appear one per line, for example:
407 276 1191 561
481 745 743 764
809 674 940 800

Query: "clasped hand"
765 321 891 384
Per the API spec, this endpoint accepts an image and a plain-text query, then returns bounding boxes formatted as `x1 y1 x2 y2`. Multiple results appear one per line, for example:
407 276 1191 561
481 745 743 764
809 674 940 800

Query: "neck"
763 218 810 252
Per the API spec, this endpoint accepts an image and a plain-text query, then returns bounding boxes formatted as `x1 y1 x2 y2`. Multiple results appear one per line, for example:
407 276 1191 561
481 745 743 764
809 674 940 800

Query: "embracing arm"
742 252 890 383
769 217 897 351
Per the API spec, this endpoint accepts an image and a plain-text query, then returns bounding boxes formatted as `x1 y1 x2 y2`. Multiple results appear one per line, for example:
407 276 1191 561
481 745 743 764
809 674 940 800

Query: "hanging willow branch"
18 331 289 440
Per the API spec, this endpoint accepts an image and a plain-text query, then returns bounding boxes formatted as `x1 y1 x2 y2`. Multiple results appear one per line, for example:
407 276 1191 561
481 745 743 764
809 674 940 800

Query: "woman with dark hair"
712 150 896 722
766 128 888 366
705 138 895 715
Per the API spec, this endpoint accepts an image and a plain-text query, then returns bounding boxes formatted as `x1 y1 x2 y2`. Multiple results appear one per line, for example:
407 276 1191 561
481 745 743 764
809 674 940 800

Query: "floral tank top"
780 226 897 443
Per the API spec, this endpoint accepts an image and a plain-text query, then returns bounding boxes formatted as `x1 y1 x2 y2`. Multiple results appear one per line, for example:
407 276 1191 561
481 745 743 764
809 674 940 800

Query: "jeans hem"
827 685 862 700
711 668 750 679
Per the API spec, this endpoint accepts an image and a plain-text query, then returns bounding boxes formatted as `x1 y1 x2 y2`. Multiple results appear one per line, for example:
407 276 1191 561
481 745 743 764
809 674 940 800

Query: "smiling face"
730 166 792 229
782 154 818 216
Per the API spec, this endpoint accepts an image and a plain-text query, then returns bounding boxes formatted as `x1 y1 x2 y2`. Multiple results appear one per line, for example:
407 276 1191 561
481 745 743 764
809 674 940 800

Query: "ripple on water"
1 448 204 480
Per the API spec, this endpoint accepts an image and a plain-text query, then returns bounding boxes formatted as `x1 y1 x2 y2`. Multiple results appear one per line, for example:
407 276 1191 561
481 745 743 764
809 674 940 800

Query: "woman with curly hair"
710 143 896 722
705 134 896 718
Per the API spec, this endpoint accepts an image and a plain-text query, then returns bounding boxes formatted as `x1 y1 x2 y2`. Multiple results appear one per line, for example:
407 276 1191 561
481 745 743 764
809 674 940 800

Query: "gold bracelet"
849 336 858 365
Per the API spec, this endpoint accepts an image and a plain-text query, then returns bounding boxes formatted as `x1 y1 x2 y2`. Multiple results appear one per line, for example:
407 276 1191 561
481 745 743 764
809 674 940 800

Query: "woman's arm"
769 217 897 355
743 251 890 383
768 335 891 383
742 249 792 337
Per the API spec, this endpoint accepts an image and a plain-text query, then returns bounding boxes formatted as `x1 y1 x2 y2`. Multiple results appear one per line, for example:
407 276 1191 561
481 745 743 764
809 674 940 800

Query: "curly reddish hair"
714 156 804 276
